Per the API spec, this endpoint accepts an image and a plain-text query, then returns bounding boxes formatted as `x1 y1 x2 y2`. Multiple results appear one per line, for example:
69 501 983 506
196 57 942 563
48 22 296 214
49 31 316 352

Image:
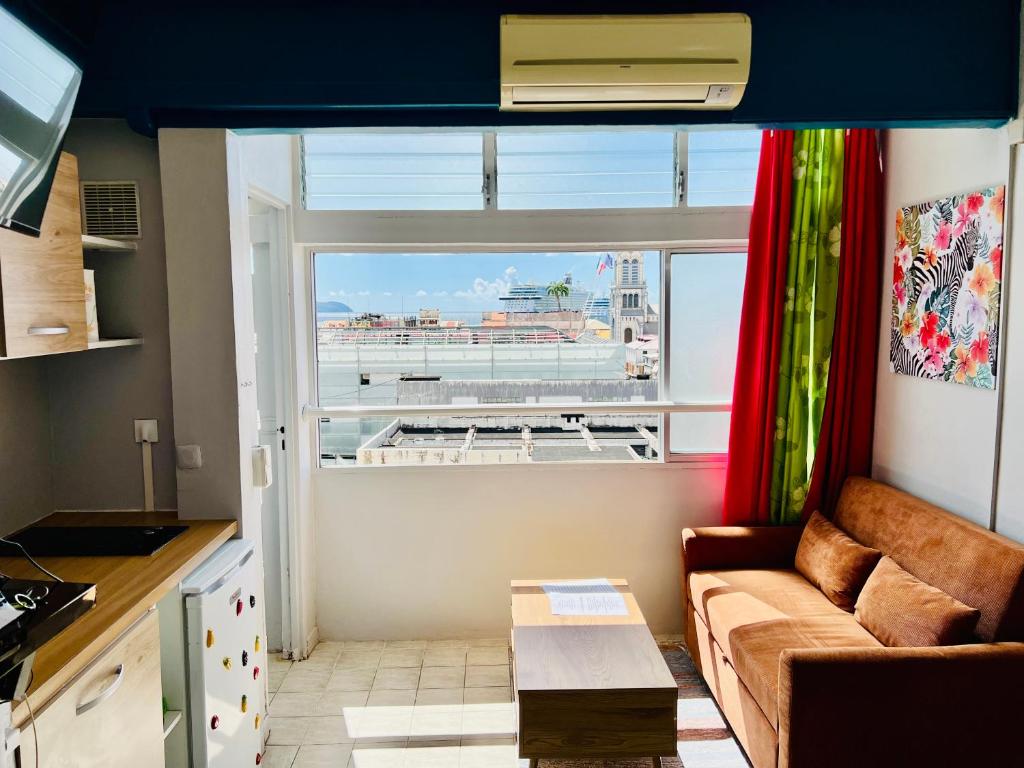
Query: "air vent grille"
80 181 141 239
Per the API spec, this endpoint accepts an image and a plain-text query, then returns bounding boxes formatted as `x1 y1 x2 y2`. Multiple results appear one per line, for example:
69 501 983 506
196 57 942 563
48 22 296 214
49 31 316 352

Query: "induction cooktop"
0 525 187 557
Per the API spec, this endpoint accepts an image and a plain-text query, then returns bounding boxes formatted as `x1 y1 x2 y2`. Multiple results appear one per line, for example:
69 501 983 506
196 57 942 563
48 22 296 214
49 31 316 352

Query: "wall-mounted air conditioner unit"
500 14 751 111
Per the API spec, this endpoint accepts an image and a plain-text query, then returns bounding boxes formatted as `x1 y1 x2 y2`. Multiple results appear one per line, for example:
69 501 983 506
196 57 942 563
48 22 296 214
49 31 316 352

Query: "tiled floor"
265 639 748 768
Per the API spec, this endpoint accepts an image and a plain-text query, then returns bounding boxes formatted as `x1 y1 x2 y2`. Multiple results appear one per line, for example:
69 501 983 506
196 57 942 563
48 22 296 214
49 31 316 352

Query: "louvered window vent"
80 181 141 238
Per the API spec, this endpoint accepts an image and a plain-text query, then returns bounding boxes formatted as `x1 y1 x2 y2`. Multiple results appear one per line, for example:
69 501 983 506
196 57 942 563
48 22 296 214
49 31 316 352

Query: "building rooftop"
356 415 659 465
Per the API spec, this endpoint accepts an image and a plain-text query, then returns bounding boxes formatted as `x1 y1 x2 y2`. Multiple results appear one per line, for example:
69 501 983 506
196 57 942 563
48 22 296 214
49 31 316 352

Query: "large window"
312 248 744 467
302 128 759 212
314 251 662 466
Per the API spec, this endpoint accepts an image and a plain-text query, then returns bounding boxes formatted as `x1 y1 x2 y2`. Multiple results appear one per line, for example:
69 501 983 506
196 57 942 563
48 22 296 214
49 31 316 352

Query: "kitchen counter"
0 511 237 727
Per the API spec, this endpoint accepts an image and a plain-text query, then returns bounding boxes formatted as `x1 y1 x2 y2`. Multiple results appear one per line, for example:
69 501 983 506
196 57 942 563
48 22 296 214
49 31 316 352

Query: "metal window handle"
75 664 125 716
27 325 70 336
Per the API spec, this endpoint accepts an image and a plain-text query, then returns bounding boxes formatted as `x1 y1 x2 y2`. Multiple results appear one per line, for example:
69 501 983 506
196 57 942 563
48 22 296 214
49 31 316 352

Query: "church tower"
611 251 648 344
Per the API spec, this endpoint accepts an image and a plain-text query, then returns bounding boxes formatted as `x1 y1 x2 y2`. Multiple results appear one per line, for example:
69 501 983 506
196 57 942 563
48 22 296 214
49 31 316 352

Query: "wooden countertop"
0 511 237 727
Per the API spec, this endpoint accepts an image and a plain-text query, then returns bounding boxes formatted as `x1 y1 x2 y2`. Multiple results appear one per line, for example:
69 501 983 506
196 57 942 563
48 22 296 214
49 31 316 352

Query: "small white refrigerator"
182 539 268 767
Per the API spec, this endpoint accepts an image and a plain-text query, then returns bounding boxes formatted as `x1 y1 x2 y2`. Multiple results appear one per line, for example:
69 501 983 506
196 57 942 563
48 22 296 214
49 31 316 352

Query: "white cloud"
454 271 514 301
504 266 518 283
433 290 448 297
382 291 393 297
357 290 371 296
328 289 348 298
416 289 428 297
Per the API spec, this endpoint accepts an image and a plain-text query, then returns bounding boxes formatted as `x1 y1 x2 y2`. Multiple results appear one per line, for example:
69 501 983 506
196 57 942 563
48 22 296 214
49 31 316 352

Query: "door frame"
248 184 300 657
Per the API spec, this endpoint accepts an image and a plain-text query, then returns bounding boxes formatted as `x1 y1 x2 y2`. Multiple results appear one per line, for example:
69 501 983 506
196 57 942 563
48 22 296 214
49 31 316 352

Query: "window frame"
291 130 752 469
304 242 747 468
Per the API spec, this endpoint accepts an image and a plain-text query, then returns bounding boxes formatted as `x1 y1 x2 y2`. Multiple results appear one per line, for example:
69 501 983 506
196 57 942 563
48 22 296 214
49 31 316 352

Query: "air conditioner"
500 14 751 111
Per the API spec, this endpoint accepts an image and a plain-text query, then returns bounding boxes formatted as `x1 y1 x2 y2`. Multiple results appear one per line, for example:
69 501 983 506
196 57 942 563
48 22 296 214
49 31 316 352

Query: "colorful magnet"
255 753 262 765
241 694 248 713
249 594 256 608
236 599 243 616
210 715 220 730
222 657 232 670
254 713 261 730
254 636 261 652
253 665 260 680
242 650 249 667
206 629 215 648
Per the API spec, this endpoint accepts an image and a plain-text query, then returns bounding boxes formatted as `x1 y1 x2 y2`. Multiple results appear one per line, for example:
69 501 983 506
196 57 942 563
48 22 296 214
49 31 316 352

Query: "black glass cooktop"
1 525 187 557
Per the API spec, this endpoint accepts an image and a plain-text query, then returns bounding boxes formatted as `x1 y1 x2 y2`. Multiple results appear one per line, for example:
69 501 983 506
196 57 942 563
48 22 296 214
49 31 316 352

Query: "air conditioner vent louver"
80 181 141 239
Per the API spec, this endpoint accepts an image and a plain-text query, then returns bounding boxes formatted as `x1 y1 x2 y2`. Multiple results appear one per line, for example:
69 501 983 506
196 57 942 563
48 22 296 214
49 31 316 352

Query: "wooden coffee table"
510 579 677 767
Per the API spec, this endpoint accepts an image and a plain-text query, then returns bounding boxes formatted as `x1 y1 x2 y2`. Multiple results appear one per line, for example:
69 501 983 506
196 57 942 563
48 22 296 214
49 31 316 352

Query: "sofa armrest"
681 525 803 576
778 643 1024 768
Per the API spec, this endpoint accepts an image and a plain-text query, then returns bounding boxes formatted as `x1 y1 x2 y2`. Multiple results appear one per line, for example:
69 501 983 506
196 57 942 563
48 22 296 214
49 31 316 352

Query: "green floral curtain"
769 130 845 524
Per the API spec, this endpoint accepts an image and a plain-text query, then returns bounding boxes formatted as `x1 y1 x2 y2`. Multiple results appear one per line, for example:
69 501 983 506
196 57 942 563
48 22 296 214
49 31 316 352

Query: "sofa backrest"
833 477 1024 642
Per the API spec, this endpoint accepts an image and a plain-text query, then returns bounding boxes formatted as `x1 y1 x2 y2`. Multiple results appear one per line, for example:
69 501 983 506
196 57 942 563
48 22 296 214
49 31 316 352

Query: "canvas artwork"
890 185 1005 389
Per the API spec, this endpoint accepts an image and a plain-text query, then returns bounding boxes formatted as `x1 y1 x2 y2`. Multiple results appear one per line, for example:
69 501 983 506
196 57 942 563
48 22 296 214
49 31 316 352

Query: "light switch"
134 419 158 443
177 444 203 469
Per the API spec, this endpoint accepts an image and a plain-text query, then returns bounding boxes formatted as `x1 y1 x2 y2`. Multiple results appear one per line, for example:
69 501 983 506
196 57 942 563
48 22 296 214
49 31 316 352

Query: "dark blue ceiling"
10 0 1022 135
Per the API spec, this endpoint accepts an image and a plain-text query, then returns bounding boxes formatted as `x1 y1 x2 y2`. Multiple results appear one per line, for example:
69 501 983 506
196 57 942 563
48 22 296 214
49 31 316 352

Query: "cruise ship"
499 274 610 322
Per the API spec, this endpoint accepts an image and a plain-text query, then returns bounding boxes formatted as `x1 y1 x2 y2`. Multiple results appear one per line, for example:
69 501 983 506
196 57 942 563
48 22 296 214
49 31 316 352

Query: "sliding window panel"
669 252 746 454
303 133 484 211
496 131 676 210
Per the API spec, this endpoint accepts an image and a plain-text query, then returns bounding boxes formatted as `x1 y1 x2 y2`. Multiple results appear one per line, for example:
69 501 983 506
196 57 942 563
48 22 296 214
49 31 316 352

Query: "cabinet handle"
75 664 125 716
27 325 70 336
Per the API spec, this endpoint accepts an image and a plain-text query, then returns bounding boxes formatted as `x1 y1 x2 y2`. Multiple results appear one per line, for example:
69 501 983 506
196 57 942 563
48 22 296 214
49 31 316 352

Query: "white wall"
873 128 1009 528
241 135 294 205
995 140 1024 541
314 463 724 639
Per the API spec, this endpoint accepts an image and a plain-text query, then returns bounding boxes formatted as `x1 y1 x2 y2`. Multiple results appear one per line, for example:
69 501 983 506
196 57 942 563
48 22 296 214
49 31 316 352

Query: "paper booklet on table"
542 578 628 616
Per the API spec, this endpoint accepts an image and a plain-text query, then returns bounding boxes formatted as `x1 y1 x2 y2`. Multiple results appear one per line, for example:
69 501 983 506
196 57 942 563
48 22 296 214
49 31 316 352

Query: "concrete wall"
873 128 1011 529
50 119 177 510
314 462 723 639
0 359 53 534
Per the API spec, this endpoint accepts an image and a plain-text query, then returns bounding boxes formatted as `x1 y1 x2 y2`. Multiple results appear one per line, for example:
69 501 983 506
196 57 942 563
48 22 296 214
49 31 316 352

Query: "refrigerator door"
184 540 268 768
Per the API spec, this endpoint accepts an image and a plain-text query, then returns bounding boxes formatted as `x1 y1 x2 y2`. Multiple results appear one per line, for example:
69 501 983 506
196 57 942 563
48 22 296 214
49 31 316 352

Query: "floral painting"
891 185 1005 389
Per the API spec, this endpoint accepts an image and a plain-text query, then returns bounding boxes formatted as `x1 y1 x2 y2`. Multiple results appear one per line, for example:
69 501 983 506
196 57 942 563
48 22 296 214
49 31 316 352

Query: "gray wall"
47 119 177 510
0 358 53 534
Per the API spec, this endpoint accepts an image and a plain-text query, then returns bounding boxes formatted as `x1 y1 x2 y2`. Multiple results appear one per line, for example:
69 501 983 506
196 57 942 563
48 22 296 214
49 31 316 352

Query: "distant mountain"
316 300 353 313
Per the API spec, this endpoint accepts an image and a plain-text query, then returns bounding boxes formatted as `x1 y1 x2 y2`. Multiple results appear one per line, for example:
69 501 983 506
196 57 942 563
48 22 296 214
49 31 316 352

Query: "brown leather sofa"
681 476 1024 768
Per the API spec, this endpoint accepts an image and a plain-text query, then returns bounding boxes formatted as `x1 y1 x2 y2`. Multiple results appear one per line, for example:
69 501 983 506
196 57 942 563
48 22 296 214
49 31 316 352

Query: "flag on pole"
596 253 614 276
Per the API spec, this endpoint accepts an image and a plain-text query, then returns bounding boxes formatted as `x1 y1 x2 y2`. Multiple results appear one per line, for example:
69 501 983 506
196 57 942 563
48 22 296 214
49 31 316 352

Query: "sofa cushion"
855 556 981 647
689 568 881 727
795 510 882 611
729 616 881 728
834 477 1024 641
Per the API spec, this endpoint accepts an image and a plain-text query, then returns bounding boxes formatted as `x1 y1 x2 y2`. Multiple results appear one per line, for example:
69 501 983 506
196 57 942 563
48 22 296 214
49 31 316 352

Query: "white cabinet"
19 610 164 768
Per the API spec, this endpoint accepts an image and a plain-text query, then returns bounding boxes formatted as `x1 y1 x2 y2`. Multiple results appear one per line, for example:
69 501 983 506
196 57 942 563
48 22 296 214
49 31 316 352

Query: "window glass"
496 131 675 210
686 130 760 207
314 251 661 465
669 252 746 453
303 133 484 210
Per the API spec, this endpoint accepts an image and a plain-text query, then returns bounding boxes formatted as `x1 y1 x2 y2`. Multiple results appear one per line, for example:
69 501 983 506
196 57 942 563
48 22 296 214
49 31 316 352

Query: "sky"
314 251 661 318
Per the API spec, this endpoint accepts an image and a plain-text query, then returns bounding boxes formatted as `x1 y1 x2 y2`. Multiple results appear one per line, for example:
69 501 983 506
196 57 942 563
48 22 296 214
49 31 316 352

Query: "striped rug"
535 642 750 768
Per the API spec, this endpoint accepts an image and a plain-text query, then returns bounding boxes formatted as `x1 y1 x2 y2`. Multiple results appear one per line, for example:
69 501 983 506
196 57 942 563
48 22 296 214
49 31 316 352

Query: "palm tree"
546 280 570 312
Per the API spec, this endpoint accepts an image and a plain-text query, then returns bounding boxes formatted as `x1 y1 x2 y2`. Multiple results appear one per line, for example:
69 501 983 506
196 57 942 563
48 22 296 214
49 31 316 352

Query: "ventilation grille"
80 181 141 238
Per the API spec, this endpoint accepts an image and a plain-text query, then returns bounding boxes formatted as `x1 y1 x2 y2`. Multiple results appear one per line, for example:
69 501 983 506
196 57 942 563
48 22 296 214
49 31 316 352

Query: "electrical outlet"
134 419 159 443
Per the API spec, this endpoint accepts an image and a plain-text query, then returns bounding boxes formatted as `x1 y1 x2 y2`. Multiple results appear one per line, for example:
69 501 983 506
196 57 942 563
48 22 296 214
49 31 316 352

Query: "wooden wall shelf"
82 235 138 253
87 338 144 350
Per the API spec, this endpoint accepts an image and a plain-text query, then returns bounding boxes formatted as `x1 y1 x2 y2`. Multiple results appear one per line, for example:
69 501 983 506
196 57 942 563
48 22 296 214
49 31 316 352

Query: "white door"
250 199 291 653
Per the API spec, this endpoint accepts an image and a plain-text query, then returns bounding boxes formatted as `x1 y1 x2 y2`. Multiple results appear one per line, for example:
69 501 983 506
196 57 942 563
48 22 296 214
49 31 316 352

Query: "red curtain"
804 130 884 518
722 130 795 525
